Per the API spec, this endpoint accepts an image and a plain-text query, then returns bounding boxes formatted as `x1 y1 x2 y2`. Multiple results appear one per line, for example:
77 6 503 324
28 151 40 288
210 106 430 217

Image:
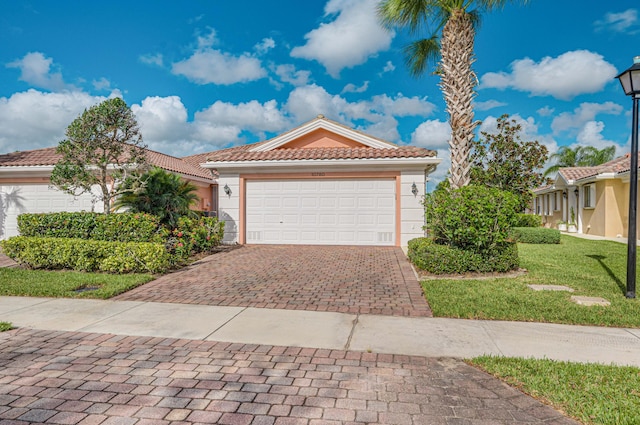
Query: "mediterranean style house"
533 154 638 238
0 147 217 240
0 115 441 246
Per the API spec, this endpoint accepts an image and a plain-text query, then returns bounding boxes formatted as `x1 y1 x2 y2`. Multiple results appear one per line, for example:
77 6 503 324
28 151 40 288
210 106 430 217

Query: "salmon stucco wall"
191 182 215 212
277 129 367 149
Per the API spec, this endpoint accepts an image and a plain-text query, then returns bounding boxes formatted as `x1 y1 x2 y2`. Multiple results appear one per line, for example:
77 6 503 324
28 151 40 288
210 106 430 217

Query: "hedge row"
510 227 561 244
513 213 542 228
17 212 166 243
408 237 519 274
1 237 170 274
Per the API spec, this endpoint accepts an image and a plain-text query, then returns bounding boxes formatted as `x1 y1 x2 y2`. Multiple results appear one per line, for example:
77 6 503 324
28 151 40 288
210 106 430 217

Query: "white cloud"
342 81 369 94
551 102 623 134
273 64 312 87
139 53 163 67
369 93 435 117
6 52 76 91
171 29 267 85
172 49 266 85
0 89 106 153
575 121 620 151
92 77 111 91
290 0 393 77
410 120 451 150
254 37 275 55
474 99 506 111
479 50 618 100
131 96 190 148
382 61 395 73
537 106 555 117
195 99 289 134
595 9 639 33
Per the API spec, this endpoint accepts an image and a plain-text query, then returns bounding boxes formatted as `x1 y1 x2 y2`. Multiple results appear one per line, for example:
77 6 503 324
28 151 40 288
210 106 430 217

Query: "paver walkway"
115 245 431 317
0 253 17 268
0 328 578 425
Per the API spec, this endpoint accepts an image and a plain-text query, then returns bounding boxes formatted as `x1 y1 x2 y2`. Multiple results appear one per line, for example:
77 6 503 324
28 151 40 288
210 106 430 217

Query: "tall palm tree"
544 145 617 177
115 167 199 228
378 0 529 189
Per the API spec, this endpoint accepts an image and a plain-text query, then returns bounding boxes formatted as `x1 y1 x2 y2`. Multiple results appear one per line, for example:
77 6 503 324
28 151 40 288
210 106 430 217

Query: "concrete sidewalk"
1 296 639 366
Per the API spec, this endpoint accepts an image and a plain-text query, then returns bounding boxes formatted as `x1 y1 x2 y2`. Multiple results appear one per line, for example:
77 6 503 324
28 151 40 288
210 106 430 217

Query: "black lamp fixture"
574 187 579 197
224 184 232 197
562 191 567 199
411 182 418 196
616 56 640 299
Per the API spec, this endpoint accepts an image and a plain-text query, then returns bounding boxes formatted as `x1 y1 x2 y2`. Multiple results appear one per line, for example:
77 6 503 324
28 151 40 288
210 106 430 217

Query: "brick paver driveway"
0 328 578 425
115 245 431 317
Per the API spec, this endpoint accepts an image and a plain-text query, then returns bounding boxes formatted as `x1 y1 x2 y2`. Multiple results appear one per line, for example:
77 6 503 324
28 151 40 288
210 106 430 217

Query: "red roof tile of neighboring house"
0 146 214 181
558 167 600 182
204 145 436 162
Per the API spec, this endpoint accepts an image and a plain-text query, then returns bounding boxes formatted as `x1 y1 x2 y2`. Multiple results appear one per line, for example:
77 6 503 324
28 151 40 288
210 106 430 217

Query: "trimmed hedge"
511 227 561 244
1 237 170 274
408 237 519 274
17 212 167 243
514 213 542 228
425 185 519 254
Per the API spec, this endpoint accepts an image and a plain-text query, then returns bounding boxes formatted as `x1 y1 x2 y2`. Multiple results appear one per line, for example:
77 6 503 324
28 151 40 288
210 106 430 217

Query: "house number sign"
311 172 326 176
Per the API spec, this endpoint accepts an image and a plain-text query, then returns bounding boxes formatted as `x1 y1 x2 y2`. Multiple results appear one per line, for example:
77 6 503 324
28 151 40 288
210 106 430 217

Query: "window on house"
583 185 595 208
554 191 560 211
536 197 541 215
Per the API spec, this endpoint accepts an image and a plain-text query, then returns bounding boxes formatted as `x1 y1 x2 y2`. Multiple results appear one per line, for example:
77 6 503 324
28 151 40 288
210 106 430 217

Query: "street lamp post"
616 56 640 299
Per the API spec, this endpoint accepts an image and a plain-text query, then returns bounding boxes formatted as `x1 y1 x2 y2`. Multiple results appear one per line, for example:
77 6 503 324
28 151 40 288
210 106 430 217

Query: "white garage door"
245 178 396 245
0 184 99 240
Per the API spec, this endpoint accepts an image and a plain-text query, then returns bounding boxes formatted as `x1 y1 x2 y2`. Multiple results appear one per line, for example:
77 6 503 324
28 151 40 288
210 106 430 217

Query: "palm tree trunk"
440 9 478 189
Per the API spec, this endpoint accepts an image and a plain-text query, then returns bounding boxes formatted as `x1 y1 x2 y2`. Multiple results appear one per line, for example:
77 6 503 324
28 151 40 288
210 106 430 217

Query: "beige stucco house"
200 116 441 247
533 154 638 238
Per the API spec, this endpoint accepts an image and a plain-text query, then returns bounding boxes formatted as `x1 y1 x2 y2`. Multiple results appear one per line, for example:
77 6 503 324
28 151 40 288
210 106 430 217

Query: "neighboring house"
533 154 637 238
199 115 441 246
0 147 217 240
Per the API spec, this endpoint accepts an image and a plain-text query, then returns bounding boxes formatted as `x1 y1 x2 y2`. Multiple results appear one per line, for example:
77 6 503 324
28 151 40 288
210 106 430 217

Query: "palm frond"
403 37 441 77
378 0 441 35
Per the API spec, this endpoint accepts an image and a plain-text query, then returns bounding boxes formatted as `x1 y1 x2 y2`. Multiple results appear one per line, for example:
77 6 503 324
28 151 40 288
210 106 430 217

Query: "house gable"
250 116 396 152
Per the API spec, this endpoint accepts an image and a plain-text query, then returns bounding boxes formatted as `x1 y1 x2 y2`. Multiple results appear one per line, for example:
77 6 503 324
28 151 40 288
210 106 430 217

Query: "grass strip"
470 356 640 425
0 268 153 299
421 235 640 327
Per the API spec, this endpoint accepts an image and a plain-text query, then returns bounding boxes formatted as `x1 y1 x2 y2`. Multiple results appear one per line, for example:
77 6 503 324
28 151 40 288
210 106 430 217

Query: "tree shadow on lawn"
586 254 625 295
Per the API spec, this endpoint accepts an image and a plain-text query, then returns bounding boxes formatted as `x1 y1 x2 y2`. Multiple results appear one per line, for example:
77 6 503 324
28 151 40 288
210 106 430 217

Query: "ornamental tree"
470 114 549 211
51 98 148 214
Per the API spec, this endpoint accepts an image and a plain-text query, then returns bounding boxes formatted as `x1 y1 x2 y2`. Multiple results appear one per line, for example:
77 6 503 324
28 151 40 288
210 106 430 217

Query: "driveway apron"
115 245 432 317
0 328 579 425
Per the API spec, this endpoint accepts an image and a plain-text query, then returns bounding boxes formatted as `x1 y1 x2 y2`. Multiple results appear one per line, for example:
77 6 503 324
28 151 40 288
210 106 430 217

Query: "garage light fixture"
411 182 418 196
224 184 232 197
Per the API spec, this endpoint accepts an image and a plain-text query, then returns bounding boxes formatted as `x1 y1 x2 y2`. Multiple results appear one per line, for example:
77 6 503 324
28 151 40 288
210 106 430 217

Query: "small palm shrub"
115 167 200 228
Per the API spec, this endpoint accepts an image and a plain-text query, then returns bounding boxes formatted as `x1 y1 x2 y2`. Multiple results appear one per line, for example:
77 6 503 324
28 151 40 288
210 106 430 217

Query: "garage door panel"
245 178 395 246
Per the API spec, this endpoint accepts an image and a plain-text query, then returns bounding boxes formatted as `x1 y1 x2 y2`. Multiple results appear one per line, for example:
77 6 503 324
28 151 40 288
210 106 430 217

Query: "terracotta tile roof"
204 145 436 162
0 146 214 181
556 153 640 182
558 167 600 182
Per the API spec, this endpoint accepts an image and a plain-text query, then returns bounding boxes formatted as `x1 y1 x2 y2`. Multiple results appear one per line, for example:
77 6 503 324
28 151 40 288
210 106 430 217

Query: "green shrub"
511 227 561 244
165 216 225 264
425 185 519 253
18 212 166 243
514 213 542 228
408 237 519 274
1 237 169 274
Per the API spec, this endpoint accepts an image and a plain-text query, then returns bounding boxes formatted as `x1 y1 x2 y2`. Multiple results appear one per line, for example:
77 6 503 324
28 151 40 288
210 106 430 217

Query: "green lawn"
470 356 640 425
421 235 640 327
0 268 153 299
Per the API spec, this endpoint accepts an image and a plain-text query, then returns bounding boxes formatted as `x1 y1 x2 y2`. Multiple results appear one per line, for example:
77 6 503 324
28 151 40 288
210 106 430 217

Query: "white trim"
250 118 397 152
202 157 441 170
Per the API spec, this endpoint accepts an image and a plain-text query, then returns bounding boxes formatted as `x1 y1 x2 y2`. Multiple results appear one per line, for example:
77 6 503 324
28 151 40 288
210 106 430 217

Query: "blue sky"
1 0 639 186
